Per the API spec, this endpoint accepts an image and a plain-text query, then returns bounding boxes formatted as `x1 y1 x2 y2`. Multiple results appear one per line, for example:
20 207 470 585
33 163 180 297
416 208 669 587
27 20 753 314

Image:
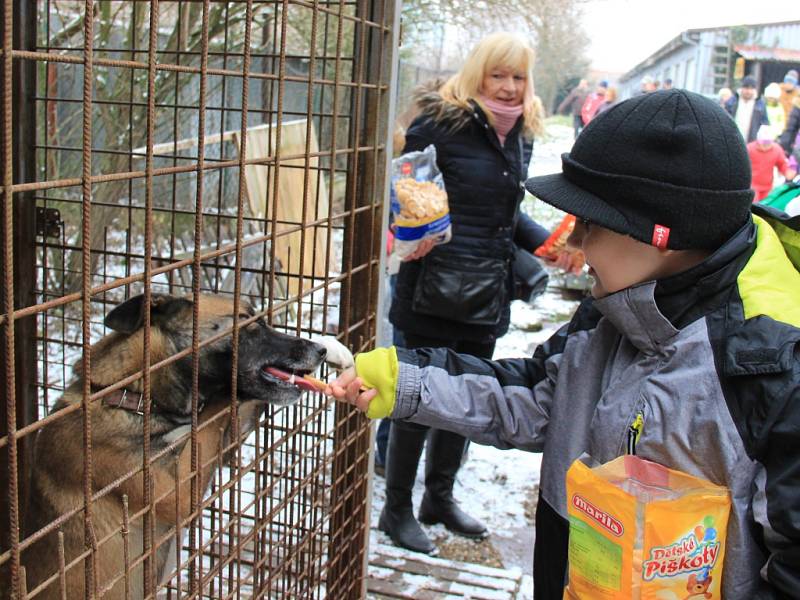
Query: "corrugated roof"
619 19 800 83
734 44 800 62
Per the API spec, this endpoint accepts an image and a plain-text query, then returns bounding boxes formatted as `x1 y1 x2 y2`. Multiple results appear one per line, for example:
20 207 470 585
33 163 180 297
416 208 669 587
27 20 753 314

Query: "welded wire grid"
1 0 395 597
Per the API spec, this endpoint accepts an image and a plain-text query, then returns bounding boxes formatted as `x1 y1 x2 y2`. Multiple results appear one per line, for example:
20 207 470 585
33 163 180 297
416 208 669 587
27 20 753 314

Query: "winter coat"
778 98 800 155
388 207 800 599
389 87 549 343
593 99 616 118
557 85 589 117
747 140 791 200
765 102 785 135
724 94 769 142
580 92 607 125
779 83 799 122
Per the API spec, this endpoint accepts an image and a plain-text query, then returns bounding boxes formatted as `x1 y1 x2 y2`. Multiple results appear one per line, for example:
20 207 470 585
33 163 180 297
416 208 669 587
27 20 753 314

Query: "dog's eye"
238 313 250 321
211 323 220 331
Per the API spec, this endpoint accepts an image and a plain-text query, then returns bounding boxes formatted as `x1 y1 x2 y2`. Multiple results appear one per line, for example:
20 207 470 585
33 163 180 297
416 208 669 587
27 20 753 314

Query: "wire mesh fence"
1 0 396 597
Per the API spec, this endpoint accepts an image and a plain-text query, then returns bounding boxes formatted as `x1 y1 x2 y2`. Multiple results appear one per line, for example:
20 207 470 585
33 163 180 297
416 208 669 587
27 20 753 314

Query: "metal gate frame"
0 0 401 596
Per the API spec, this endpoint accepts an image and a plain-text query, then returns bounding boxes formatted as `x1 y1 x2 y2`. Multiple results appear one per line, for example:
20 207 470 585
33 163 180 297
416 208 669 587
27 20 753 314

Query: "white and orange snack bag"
390 144 452 258
564 455 730 600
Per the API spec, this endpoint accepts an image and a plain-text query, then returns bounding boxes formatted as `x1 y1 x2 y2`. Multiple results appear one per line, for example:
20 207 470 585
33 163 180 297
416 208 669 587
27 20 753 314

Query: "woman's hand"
544 249 585 274
402 238 436 262
326 367 378 413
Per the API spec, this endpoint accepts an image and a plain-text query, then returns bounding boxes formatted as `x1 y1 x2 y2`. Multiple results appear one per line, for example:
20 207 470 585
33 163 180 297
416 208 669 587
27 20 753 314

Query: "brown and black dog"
19 293 327 599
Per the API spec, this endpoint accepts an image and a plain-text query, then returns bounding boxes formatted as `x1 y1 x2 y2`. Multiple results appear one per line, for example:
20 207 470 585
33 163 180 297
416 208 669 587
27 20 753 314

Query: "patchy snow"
369 122 581 598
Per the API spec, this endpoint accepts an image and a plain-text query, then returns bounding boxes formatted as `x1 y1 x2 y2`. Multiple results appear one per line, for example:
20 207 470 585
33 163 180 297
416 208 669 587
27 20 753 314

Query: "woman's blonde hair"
439 32 544 137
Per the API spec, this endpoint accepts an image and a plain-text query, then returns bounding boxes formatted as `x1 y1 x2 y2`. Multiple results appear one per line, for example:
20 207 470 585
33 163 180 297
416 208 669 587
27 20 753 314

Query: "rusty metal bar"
0 145 389 195
0 0 17 593
0 0 37 596
229 0 254 595
188 0 211 594
140 1 159 594
78 0 98 596
327 0 373 590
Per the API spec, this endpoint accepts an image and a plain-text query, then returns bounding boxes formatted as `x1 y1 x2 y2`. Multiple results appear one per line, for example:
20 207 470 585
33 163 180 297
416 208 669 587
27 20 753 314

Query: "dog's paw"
311 335 355 370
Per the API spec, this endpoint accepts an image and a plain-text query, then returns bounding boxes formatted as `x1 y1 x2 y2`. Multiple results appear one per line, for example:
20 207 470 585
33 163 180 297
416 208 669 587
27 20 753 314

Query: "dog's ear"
105 293 192 334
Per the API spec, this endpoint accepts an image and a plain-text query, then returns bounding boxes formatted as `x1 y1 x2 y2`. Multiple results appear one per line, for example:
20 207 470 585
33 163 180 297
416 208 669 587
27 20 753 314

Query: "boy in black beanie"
327 90 800 598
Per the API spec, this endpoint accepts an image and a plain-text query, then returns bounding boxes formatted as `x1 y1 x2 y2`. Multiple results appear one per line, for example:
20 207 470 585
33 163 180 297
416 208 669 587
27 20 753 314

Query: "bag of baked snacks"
564 455 731 600
390 144 452 258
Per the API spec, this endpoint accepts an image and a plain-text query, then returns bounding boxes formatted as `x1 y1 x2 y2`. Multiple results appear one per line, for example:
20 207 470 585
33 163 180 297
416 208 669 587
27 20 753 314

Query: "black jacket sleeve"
779 107 800 155
402 115 437 154
514 211 550 252
757 366 800 596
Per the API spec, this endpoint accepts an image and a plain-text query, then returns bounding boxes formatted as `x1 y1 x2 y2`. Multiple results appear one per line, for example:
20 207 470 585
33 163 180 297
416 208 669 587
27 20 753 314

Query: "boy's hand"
326 368 378 413
324 347 399 418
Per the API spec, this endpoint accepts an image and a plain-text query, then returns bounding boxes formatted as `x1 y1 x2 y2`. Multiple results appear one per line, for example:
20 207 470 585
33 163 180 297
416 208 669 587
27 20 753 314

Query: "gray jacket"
389 215 800 599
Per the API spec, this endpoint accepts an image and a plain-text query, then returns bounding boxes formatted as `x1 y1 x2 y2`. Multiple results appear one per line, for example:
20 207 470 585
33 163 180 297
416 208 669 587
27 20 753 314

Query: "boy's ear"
105 293 192 334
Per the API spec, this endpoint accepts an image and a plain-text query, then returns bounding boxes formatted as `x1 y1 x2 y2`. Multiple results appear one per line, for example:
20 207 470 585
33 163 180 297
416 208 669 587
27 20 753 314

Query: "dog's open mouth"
261 366 319 392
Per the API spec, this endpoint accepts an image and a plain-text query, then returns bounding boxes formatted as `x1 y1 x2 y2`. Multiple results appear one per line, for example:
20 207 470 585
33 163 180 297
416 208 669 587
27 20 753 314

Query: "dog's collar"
102 388 145 414
100 388 198 425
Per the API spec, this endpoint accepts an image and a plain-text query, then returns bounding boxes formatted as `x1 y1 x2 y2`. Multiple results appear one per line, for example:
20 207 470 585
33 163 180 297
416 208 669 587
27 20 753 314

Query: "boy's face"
567 219 705 298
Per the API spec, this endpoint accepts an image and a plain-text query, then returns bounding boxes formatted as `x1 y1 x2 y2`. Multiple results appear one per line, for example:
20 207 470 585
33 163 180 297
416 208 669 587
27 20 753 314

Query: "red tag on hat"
651 224 670 249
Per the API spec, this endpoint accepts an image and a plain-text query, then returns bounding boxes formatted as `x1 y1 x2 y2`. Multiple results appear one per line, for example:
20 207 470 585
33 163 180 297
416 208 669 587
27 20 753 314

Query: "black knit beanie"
525 89 754 250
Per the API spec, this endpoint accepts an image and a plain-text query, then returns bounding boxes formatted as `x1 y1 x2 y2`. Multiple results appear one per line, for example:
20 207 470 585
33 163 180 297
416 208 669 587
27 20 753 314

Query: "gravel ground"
433 535 506 569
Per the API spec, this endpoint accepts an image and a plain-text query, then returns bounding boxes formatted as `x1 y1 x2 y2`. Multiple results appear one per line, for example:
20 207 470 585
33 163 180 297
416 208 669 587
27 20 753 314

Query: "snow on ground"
369 122 582 595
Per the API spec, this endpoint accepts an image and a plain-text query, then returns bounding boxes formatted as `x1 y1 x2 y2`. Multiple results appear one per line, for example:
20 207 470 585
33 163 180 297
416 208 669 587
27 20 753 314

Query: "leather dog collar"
100 388 197 425
102 388 144 414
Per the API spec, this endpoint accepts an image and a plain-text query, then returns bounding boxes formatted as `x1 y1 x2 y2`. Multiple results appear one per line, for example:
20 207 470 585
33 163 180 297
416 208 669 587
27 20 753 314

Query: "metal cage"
1 0 398 597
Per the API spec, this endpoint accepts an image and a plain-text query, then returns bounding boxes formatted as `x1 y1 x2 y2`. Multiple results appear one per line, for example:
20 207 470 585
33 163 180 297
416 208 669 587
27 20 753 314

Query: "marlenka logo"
651 224 671 249
572 494 624 537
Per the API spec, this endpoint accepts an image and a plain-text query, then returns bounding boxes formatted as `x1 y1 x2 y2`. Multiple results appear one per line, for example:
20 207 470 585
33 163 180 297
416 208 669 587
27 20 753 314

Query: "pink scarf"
480 96 524 145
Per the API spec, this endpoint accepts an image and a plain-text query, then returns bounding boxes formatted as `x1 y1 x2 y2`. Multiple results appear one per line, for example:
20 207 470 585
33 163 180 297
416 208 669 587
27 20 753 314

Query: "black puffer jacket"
390 87 549 343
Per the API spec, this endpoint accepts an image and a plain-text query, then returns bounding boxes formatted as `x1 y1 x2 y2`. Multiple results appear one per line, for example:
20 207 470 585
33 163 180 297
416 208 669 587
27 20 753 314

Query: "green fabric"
355 346 398 419
759 183 800 212
738 215 800 327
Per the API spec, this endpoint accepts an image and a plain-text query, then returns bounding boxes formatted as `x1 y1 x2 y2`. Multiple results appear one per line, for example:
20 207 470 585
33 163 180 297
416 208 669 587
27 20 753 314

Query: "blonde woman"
383 32 550 554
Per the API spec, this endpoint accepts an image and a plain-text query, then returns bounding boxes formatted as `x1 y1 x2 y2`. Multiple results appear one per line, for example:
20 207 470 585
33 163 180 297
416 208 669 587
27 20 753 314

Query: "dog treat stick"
302 373 367 393
302 374 329 391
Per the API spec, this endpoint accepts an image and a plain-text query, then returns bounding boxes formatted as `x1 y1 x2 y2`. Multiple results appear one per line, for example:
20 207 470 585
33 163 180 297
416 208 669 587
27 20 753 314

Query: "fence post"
327 0 398 593
0 0 38 590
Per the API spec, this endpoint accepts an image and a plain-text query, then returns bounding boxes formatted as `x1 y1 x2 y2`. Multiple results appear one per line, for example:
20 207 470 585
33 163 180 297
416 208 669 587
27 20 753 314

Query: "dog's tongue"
264 367 318 392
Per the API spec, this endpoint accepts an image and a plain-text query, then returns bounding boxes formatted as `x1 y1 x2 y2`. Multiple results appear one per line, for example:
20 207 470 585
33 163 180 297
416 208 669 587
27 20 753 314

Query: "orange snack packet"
535 214 577 260
535 214 585 273
564 455 730 600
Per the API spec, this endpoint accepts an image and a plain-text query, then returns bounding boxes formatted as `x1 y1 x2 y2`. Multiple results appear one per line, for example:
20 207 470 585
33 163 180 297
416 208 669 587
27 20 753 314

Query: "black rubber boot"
418 429 488 539
378 424 436 554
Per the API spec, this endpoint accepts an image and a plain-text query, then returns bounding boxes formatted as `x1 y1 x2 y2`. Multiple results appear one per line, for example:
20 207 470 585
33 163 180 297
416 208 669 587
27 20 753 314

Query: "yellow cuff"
354 346 398 419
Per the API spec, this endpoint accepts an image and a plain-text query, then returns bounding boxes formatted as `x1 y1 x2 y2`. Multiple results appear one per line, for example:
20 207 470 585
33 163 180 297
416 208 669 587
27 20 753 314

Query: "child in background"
764 82 786 135
327 90 800 598
747 124 796 201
